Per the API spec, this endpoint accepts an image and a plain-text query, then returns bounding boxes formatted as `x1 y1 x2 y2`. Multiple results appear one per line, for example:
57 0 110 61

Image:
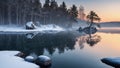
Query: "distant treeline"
0 0 78 27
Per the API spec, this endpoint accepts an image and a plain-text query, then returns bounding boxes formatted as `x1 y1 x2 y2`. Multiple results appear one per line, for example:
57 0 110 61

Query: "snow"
25 56 35 62
101 57 120 67
26 22 36 29
26 56 34 60
0 24 64 33
102 57 120 64
38 55 51 62
26 22 36 28
39 24 63 31
0 51 39 68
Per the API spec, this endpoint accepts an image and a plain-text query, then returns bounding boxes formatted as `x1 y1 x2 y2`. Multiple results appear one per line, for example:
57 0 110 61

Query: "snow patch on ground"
0 51 39 68
0 24 64 32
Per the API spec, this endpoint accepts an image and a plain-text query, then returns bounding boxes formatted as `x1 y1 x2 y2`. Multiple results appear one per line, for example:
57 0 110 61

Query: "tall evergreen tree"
86 11 101 27
60 1 67 11
33 0 42 12
43 0 50 9
50 0 58 9
69 5 78 18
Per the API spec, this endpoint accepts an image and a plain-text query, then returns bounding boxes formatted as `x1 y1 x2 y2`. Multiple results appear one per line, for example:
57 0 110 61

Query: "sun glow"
41 0 120 22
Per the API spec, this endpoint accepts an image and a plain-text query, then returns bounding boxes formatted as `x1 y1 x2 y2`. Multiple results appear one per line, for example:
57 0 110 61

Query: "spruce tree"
60 1 67 11
69 5 78 18
50 0 58 9
33 0 42 12
43 0 50 9
86 11 101 27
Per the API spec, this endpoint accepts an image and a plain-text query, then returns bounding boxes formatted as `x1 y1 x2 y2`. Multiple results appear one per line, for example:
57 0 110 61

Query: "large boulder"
35 55 51 66
26 22 36 29
101 57 120 68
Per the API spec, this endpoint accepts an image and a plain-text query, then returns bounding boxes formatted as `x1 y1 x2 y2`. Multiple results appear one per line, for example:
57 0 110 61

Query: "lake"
0 30 120 68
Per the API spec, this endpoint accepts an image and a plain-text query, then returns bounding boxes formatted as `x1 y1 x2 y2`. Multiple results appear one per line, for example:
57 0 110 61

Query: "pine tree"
43 0 50 9
60 1 67 11
35 0 42 10
86 11 101 27
50 0 58 9
69 5 78 18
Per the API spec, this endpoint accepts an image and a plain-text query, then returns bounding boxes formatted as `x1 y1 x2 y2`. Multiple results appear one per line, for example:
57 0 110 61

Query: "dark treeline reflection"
0 32 76 55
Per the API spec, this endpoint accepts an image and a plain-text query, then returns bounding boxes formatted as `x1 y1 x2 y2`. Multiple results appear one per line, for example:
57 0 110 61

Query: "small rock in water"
25 56 36 63
35 55 51 66
25 53 38 63
83 27 97 34
15 52 25 58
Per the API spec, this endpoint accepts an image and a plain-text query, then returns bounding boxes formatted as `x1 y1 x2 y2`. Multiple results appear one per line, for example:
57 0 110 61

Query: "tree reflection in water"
0 32 76 55
86 34 101 46
75 34 101 49
0 32 101 56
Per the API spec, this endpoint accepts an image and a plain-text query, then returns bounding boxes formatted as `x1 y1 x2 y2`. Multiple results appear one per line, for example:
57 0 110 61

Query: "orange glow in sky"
84 1 120 22
41 0 120 22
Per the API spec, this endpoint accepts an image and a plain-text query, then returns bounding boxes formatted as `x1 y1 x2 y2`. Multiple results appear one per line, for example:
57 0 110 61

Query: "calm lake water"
0 30 120 68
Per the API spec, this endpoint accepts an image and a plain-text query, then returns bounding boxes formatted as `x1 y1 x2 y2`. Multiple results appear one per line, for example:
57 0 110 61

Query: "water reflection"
26 32 39 39
0 31 101 56
0 32 76 55
75 34 101 49
86 34 101 46
1 31 120 68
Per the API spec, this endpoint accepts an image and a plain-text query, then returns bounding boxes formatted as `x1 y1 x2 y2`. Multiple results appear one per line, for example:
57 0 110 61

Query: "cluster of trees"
0 0 78 27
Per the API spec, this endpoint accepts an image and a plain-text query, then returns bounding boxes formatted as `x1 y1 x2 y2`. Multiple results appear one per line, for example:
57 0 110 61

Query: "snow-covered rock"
25 53 38 63
0 51 39 68
101 57 120 67
26 22 36 29
36 55 51 66
25 56 36 63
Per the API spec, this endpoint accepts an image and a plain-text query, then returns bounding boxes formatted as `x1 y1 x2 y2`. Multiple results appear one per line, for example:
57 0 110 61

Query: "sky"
40 0 120 22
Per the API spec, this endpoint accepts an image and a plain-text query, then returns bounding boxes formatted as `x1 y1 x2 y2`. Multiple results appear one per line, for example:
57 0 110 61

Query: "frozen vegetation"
0 51 39 68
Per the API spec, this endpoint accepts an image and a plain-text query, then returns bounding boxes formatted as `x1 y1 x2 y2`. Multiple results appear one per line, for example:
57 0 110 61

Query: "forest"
0 0 80 27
